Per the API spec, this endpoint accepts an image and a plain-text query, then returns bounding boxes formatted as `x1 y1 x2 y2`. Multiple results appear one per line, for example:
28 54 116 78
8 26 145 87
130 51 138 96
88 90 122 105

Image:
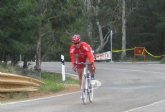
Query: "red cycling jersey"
69 42 95 69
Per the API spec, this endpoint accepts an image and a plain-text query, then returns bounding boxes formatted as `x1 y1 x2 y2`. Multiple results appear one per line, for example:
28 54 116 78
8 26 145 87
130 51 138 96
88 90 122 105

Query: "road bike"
75 62 94 104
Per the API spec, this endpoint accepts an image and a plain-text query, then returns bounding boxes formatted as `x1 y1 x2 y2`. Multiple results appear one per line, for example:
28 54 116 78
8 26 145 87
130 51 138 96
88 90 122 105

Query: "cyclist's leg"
77 67 87 101
89 66 95 78
85 58 95 78
88 65 95 79
88 61 95 86
77 68 83 88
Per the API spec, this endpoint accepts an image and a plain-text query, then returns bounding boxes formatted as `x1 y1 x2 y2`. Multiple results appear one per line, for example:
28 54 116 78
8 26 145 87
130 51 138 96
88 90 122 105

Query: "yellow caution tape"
144 49 165 58
112 48 134 53
112 47 165 58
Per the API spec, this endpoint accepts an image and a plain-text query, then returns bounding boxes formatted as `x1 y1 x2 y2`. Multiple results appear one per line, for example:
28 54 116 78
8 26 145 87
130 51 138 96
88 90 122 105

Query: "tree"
121 0 126 60
121 0 140 60
0 0 37 65
81 0 120 53
127 0 165 56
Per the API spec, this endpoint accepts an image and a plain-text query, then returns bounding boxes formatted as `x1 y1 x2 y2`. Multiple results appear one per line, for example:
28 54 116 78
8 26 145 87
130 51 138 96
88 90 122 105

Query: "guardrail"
0 72 44 93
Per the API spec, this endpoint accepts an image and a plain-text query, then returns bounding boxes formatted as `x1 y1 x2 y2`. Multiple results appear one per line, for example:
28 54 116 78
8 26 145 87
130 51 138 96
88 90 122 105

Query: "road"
1 62 165 112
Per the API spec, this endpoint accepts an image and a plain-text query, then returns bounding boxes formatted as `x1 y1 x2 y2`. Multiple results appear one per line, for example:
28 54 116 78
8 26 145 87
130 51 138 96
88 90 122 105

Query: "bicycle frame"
74 54 94 104
79 62 94 104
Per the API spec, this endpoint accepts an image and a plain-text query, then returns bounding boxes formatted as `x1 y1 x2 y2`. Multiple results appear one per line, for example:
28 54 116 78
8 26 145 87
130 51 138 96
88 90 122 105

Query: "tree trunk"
121 0 126 60
83 0 109 53
87 22 93 43
23 55 28 68
36 28 41 72
94 1 106 53
95 19 104 53
83 0 93 45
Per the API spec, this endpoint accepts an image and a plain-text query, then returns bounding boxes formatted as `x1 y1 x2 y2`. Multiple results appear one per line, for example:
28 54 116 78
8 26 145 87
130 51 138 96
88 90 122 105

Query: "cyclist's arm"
85 45 96 70
81 42 95 63
69 46 75 68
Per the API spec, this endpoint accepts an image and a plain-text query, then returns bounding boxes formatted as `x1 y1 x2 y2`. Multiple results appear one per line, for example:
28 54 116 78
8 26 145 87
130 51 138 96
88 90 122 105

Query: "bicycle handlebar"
74 62 92 65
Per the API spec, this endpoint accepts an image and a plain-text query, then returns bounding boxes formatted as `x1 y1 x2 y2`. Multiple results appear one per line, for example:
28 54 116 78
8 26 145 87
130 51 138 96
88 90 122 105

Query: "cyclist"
69 34 96 87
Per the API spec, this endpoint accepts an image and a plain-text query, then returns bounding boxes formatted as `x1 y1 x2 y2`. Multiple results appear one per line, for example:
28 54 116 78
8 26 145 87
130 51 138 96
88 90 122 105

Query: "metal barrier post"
61 55 65 81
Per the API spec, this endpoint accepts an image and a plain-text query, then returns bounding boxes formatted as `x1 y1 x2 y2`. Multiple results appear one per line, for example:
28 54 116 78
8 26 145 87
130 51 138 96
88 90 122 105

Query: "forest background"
0 0 165 71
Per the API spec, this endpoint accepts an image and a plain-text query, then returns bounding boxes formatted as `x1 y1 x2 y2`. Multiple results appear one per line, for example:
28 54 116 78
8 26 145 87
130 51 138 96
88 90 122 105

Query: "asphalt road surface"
1 62 165 112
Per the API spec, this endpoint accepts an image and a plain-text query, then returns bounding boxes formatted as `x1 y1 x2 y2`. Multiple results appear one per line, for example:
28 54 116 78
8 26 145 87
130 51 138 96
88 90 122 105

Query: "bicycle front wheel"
88 82 94 102
82 76 88 104
82 90 87 104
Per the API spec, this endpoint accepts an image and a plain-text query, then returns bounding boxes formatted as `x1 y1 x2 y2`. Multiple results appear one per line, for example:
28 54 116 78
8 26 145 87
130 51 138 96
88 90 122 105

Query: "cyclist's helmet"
72 35 81 43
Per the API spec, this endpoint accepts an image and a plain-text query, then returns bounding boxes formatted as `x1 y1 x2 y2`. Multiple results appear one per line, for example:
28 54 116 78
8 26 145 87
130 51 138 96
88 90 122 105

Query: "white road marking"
1 91 80 106
122 99 165 112
95 80 101 88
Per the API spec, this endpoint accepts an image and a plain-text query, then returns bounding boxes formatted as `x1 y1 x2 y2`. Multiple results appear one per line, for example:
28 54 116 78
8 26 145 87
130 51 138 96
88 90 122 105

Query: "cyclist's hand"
72 65 77 72
91 63 96 70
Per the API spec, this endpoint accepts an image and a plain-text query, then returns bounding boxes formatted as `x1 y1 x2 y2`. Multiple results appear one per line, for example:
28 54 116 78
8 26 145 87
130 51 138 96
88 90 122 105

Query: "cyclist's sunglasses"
74 42 80 45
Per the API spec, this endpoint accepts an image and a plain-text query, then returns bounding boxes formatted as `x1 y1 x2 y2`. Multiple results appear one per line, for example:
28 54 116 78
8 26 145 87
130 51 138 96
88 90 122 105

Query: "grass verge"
40 72 79 93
